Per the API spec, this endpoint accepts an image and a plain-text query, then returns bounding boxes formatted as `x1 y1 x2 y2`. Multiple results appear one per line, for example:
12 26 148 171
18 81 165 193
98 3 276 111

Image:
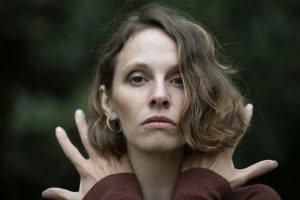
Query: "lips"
142 116 176 129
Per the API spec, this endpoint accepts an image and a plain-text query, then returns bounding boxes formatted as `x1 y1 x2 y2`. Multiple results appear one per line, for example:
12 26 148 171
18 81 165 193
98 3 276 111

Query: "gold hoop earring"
106 117 122 133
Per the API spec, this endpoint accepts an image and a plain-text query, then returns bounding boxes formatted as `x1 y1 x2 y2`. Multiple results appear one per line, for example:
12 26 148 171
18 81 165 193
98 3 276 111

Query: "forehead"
116 28 178 71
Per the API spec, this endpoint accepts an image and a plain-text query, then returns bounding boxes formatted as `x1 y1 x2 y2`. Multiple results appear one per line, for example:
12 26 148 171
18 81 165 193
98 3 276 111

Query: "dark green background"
1 0 299 199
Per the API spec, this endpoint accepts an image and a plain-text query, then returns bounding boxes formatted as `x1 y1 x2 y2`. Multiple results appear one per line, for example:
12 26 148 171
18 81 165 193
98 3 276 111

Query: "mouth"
142 116 176 129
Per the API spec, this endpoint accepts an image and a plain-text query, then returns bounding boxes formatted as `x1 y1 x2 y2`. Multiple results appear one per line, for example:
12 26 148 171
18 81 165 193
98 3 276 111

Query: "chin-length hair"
88 3 248 157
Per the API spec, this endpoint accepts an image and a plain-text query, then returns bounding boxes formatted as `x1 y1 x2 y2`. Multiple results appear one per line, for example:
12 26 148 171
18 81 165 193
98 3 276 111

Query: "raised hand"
181 104 278 189
42 109 132 200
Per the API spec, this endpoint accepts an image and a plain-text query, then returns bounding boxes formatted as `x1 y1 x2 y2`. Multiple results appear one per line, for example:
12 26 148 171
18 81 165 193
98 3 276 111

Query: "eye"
171 77 183 84
170 77 184 88
128 74 148 85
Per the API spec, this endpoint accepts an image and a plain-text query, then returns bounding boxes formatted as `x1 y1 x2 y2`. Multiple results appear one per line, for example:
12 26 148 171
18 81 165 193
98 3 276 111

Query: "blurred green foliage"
1 0 299 199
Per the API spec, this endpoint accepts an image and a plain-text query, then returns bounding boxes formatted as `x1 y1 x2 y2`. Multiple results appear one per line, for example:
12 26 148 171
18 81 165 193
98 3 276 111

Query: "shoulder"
224 184 281 200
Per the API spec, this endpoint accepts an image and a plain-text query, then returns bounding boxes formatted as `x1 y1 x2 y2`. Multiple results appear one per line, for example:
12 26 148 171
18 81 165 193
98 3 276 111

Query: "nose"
148 82 170 109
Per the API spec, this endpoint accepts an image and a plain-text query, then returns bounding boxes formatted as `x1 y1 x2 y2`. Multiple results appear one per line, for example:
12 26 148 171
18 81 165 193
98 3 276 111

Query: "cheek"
173 91 185 112
112 90 141 125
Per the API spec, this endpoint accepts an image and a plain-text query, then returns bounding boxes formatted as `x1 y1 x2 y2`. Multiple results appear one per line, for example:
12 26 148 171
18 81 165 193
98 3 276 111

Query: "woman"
42 4 280 200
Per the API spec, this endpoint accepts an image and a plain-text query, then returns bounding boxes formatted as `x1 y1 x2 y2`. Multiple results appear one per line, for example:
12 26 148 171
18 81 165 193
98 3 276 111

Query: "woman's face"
102 28 186 153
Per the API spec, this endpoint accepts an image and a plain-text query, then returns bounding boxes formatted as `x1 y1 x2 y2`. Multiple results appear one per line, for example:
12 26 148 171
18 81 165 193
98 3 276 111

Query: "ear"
99 85 118 120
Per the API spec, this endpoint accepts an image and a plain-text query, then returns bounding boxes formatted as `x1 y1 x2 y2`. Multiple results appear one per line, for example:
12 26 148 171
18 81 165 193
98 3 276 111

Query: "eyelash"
127 72 183 87
170 77 183 87
128 74 148 85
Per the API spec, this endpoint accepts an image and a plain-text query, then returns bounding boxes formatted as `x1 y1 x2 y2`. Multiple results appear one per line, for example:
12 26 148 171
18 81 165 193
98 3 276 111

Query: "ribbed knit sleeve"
173 168 231 200
83 173 142 200
223 184 281 200
174 168 281 200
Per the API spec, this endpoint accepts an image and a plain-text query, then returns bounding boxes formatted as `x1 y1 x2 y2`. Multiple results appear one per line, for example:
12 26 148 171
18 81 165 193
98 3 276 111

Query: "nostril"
149 99 169 108
150 100 156 105
162 101 169 106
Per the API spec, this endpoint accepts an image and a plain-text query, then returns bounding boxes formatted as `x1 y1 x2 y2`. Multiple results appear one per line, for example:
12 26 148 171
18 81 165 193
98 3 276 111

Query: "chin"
145 146 184 153
126 129 186 153
136 138 186 153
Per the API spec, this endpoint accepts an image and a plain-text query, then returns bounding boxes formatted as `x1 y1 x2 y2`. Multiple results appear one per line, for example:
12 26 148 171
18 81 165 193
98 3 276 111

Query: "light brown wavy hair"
88 4 248 157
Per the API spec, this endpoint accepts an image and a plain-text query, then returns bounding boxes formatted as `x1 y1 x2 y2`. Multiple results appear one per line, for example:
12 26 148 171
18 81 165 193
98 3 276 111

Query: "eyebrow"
121 61 180 74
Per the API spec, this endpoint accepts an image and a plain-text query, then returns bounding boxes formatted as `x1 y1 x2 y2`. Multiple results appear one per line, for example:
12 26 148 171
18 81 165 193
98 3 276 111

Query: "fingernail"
247 103 253 112
42 190 50 198
55 126 63 135
75 109 83 119
267 160 278 168
272 160 278 168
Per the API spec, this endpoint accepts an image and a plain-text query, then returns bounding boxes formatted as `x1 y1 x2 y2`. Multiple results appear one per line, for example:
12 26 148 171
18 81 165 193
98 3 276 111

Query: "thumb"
239 160 278 185
244 103 253 126
231 104 254 152
42 188 79 200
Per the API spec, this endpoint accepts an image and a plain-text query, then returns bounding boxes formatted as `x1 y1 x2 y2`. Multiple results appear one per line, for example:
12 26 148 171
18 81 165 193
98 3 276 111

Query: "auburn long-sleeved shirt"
83 168 281 200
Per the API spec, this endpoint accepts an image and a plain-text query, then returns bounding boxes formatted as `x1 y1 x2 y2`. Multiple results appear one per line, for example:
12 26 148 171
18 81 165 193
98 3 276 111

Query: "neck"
128 146 184 200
